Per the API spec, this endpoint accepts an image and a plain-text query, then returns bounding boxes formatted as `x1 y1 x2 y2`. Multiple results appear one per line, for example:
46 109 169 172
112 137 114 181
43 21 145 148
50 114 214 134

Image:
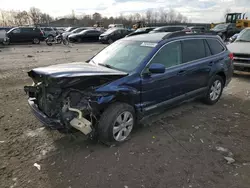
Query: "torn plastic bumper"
68 107 92 135
27 98 64 130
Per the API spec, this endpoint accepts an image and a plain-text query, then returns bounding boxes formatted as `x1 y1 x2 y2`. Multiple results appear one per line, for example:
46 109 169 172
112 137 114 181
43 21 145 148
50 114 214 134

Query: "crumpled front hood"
227 42 250 54
29 62 127 78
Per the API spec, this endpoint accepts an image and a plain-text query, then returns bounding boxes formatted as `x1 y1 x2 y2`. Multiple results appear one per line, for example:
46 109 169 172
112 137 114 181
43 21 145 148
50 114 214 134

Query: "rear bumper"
233 61 250 72
28 98 64 129
233 62 250 68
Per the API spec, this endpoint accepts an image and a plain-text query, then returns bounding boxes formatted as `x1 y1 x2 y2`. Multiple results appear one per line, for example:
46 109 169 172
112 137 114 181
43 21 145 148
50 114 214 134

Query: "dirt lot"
0 43 250 188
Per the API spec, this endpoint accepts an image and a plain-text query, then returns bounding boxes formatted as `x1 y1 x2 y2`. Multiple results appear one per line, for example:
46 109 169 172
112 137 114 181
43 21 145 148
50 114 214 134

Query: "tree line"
0 7 191 27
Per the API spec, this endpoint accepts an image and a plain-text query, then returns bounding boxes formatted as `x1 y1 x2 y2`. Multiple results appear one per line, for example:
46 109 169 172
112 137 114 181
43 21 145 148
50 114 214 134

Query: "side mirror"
148 63 165 74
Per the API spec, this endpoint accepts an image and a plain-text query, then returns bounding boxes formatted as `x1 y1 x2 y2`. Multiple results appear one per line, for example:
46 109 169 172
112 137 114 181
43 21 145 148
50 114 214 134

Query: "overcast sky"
1 0 250 23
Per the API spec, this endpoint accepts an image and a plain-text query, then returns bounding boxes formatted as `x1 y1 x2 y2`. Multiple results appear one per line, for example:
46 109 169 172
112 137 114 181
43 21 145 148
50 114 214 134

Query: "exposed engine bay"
24 73 125 136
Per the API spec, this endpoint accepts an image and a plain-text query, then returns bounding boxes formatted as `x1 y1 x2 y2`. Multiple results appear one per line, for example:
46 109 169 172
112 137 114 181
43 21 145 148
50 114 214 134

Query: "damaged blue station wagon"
24 31 233 143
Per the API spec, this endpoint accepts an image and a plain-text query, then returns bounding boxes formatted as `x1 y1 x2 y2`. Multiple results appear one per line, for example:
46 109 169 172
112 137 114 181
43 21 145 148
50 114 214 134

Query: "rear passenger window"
151 41 182 68
206 39 224 55
182 39 206 63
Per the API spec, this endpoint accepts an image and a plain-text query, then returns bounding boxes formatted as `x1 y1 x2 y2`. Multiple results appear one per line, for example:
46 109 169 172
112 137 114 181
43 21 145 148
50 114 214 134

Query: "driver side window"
12 29 21 34
150 41 182 69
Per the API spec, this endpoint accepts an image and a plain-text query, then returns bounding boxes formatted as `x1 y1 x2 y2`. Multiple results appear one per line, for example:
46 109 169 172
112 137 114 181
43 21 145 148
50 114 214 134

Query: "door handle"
177 70 186 75
208 61 214 66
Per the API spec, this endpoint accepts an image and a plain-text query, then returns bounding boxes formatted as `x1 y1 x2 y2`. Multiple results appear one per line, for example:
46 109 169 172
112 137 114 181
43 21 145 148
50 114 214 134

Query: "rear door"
21 28 33 42
179 38 213 96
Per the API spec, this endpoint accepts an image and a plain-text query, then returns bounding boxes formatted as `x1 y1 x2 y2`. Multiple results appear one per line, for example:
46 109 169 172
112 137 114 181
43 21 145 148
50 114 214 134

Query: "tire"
108 39 113 44
33 38 40 44
77 38 81 43
45 39 53 46
98 102 135 143
203 75 224 105
62 39 69 45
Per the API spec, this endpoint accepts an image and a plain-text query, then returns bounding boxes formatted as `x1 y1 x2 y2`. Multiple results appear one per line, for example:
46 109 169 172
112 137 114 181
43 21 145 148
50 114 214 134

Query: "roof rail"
162 31 217 40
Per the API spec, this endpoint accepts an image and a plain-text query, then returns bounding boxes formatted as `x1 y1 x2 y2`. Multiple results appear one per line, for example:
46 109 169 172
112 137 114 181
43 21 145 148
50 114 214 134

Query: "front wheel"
62 38 69 45
98 103 135 143
45 38 53 46
203 75 224 105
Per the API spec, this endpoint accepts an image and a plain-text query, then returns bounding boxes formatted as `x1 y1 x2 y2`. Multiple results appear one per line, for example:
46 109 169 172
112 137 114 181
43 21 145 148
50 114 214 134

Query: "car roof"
122 31 222 43
156 25 187 29
122 32 169 42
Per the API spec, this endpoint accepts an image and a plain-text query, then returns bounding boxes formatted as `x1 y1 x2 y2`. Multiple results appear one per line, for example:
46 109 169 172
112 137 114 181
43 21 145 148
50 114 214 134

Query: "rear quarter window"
182 39 206 63
206 39 225 55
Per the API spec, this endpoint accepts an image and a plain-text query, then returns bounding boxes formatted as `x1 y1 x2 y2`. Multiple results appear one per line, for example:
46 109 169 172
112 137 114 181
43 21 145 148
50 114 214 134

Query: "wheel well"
216 72 226 85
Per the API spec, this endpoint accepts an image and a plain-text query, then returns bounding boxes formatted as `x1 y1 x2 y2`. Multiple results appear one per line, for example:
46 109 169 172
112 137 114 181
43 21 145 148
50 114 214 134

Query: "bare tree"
14 11 30 25
92 12 102 21
135 13 141 21
146 9 153 23
152 10 159 24
29 7 42 24
40 13 53 25
159 8 166 23
168 9 176 23
0 10 7 26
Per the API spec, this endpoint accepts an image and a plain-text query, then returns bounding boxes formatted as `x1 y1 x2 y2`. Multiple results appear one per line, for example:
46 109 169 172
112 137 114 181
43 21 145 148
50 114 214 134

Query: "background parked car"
149 25 190 33
125 27 156 37
40 27 57 39
227 28 250 72
68 29 102 43
108 24 124 29
6 27 44 44
210 23 240 41
0 27 12 32
229 33 239 43
99 28 131 43
188 26 206 33
0 29 9 45
62 27 93 39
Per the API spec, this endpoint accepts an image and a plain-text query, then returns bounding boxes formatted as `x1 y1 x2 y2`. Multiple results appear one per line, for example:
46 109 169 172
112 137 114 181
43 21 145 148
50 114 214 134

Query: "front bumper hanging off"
27 98 64 130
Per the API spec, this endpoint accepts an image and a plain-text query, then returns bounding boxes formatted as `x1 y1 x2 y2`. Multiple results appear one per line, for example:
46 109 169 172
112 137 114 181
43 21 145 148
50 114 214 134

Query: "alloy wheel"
113 111 134 142
210 80 222 101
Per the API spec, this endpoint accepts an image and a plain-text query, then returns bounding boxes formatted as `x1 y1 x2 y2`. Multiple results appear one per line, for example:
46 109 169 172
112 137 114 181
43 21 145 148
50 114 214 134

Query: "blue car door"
178 38 213 96
140 41 186 113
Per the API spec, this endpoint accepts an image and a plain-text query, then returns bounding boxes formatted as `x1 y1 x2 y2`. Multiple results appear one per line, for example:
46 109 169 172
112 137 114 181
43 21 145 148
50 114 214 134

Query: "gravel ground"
0 43 250 188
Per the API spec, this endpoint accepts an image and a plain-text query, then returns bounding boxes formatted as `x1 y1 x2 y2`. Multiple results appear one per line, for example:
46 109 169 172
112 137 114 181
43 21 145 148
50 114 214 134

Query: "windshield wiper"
236 39 250 42
98 63 116 69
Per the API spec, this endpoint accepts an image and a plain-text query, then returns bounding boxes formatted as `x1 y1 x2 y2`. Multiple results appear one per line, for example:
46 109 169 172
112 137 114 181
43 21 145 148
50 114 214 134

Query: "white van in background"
0 30 9 45
108 24 124 29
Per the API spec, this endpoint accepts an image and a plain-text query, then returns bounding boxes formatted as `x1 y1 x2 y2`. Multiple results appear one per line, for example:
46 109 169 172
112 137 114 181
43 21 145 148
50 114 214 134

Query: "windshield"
236 29 250 42
90 40 154 72
213 24 229 30
103 28 117 35
135 28 146 32
72 28 86 33
65 27 76 32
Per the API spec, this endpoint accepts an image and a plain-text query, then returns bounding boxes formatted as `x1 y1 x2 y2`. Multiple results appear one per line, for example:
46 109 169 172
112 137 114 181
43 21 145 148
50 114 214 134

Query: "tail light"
183 28 191 32
229 53 234 60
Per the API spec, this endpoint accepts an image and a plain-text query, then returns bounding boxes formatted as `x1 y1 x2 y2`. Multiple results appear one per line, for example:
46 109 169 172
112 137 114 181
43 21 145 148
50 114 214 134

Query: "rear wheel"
33 38 40 44
98 103 135 143
203 75 224 105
